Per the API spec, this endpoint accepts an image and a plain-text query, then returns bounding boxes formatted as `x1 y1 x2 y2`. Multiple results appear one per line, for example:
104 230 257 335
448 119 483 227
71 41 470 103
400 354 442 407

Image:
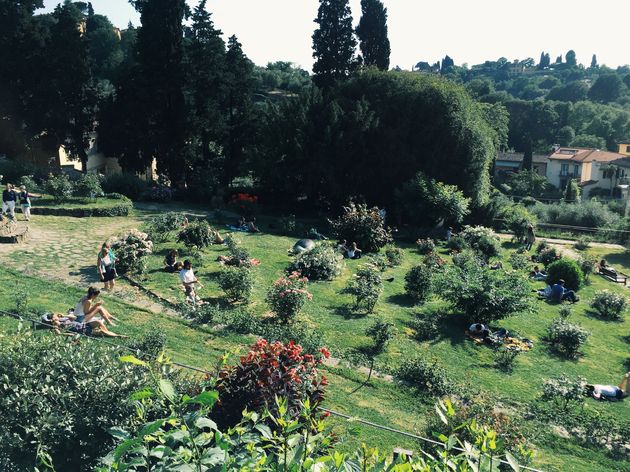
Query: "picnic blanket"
226 224 249 232
465 330 534 351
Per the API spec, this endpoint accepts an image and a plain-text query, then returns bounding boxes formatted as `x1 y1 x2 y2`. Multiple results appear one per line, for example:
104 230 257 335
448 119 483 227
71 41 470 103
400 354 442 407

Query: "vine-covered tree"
355 0 390 71
312 0 357 89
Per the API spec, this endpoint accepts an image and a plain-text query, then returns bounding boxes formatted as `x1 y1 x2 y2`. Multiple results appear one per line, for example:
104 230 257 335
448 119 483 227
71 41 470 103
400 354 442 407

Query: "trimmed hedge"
29 194 132 217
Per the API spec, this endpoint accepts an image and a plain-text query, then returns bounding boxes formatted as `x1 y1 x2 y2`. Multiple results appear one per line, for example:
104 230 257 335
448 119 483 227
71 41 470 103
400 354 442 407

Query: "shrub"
257 323 324 356
0 331 151 471
346 264 383 313
224 308 260 334
416 238 436 255
535 239 550 254
502 205 537 243
225 234 252 265
509 252 530 270
546 259 583 291
547 318 590 358
452 249 480 269
73 173 103 198
127 327 167 360
177 219 213 249
101 173 148 200
384 244 404 267
365 319 395 354
558 305 572 319
367 253 388 272
408 312 442 341
531 200 615 229
437 261 531 324
590 290 627 320
181 303 222 326
541 375 587 411
17 174 41 193
396 356 453 396
217 266 254 303
493 347 520 373
448 225 500 261
213 339 329 428
145 212 187 242
287 243 343 281
266 272 312 323
422 252 446 270
574 236 592 251
538 246 561 267
579 255 597 281
110 229 153 274
279 214 296 233
404 264 433 304
328 202 393 253
44 173 73 203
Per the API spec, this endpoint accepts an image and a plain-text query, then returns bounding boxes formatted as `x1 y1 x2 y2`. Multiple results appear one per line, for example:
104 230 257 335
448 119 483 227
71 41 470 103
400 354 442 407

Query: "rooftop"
548 147 625 163
496 152 548 164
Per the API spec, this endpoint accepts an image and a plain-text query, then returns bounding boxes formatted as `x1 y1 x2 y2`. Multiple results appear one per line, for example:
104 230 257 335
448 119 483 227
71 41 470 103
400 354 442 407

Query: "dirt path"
496 233 626 250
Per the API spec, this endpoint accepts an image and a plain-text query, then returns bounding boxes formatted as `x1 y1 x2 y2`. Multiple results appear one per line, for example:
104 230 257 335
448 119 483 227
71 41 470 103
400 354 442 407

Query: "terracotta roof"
549 147 625 163
497 152 548 164
578 180 599 187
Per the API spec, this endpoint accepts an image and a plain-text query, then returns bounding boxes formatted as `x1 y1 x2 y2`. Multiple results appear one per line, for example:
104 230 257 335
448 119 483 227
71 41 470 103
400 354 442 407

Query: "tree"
508 170 548 197
557 125 575 146
441 55 454 73
547 81 588 102
571 134 606 149
588 74 623 103
563 179 581 202
538 51 550 69
565 50 577 67
85 11 122 80
312 0 357 89
355 0 390 71
590 54 598 69
522 137 533 171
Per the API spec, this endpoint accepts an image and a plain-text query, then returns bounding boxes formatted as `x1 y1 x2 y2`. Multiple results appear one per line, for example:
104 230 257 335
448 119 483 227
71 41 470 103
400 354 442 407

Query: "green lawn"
0 207 629 471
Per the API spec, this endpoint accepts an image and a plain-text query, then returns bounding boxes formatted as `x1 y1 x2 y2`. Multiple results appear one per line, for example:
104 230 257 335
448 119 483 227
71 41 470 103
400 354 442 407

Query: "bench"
599 267 628 285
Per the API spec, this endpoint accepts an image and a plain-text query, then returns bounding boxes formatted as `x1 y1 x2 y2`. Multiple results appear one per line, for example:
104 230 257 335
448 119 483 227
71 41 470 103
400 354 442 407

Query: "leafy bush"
145 212 186 242
365 319 395 354
452 249 480 269
538 246 561 267
127 327 167 361
493 347 520 373
101 173 148 200
217 266 254 303
73 173 103 198
367 253 388 272
408 312 442 341
541 375 586 411
256 323 324 356
395 171 470 226
110 229 154 275
531 200 616 229
223 308 260 334
502 205 537 243
0 331 151 471
279 214 296 233
546 259 583 291
574 236 592 251
422 252 446 270
213 339 329 428
287 243 343 281
590 290 627 320
346 264 383 313
328 202 393 253
44 173 73 203
509 252 530 270
437 261 531 324
17 174 41 193
416 238 436 255
266 272 312 323
547 318 590 358
404 264 433 304
0 159 39 184
177 219 212 249
384 244 404 266
180 303 222 326
558 305 572 319
535 239 550 254
448 225 500 261
396 356 453 396
224 234 252 266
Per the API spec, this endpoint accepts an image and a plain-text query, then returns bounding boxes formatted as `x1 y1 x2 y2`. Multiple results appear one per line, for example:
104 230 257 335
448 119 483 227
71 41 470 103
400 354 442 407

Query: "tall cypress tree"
312 0 357 89
356 0 390 70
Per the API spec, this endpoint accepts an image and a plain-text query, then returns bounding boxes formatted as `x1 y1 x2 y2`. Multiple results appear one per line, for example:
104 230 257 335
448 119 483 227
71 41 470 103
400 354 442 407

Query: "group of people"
1 183 33 221
536 278 579 303
337 240 362 259
229 216 259 233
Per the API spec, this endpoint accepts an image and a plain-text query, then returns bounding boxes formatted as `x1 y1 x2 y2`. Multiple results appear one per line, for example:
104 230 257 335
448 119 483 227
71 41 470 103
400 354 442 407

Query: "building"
495 152 548 178
546 147 628 198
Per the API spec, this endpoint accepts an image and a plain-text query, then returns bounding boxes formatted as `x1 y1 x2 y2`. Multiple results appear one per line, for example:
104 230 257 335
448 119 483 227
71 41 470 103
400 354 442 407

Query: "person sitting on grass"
43 312 125 338
551 279 579 303
469 323 490 339
164 250 182 273
530 266 547 281
179 260 204 304
74 287 118 326
247 217 260 233
586 373 629 401
490 261 503 270
307 227 328 240
536 283 552 299
211 230 224 244
346 242 362 259
337 239 349 254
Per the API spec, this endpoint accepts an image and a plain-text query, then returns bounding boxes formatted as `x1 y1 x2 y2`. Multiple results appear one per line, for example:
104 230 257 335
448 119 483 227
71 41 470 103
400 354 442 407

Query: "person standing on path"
97 242 117 291
2 183 17 221
525 224 536 251
18 185 32 221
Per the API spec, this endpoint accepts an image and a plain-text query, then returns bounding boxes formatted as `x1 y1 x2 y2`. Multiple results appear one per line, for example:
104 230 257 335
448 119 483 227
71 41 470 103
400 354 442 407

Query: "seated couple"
537 279 579 303
587 372 630 401
228 216 259 233
338 240 362 259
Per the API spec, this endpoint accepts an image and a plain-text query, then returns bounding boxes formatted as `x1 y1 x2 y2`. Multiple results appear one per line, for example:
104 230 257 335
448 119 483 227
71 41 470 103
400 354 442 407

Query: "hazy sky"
40 0 630 71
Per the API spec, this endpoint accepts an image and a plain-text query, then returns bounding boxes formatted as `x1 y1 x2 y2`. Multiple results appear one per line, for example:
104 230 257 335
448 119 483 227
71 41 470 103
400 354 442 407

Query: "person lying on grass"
43 312 126 338
587 373 629 401
74 287 119 326
530 266 547 281
551 279 579 303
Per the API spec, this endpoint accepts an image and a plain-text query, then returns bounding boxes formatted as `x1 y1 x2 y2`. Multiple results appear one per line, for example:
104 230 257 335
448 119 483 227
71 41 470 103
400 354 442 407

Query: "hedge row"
28 194 132 218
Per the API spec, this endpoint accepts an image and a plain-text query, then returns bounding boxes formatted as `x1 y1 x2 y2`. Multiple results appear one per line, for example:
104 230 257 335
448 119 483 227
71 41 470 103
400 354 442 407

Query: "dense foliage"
328 202 392 253
110 229 154 274
404 264 433 304
177 219 213 249
448 225 500 261
590 290 627 320
396 356 453 396
546 259 584 291
547 318 590 358
266 272 312 323
346 263 382 313
145 212 187 242
217 266 254 303
288 244 343 281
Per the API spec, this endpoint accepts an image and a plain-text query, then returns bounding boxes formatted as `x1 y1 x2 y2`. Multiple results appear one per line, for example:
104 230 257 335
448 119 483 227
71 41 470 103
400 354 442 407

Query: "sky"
39 0 630 71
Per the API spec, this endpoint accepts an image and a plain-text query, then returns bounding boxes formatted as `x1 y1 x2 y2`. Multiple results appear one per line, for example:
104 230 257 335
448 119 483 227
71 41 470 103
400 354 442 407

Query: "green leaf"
255 423 273 439
119 355 146 366
139 419 165 438
504 451 521 472
108 426 131 441
195 417 218 431
158 379 176 401
185 390 219 407
130 388 154 401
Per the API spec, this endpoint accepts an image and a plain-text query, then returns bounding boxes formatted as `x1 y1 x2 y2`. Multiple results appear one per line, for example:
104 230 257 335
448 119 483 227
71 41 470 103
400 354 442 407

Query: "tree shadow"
584 310 625 323
386 293 416 308
73 266 100 285
329 304 369 320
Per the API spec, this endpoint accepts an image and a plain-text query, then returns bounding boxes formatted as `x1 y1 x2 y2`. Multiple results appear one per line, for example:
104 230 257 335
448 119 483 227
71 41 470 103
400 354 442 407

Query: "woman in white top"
179 260 203 303
75 287 117 326
97 242 116 291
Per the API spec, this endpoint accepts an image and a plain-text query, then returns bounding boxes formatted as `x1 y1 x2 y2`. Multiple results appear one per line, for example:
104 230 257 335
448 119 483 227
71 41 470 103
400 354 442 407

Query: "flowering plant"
110 229 153 274
229 192 258 214
266 272 312 323
214 339 329 428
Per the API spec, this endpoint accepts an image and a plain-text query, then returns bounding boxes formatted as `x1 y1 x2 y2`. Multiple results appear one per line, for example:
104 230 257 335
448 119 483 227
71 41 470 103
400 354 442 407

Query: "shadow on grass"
584 310 625 323
73 265 100 285
386 293 416 308
329 304 369 320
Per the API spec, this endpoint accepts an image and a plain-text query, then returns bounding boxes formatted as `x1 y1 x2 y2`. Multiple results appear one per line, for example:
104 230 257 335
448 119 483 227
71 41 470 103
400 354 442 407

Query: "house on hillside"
546 147 628 198
495 152 548 178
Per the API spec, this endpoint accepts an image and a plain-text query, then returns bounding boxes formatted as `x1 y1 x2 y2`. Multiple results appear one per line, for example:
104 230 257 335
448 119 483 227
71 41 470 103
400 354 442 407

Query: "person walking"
97 242 117 291
18 185 32 221
525 224 536 251
2 183 17 221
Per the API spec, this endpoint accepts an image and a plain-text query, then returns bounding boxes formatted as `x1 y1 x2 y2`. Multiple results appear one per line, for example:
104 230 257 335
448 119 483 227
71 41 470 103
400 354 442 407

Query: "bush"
396 356 453 396
448 225 500 261
73 173 103 198
266 272 312 323
101 173 148 200
404 264 433 304
257 323 324 356
558 305 572 319
535 239 550 254
531 200 616 229
328 202 393 253
213 339 329 429
416 238 436 255
110 229 153 275
145 212 187 242
288 243 343 281
509 251 530 270
541 375 587 411
224 308 260 334
590 290 627 320
574 236 592 251
384 244 404 267
546 259 583 291
579 255 597 281
408 312 442 341
422 252 446 270
0 331 151 471
365 319 395 354
0 159 39 184
367 253 388 272
127 327 167 360
217 266 254 303
538 246 561 267
17 174 41 193
345 264 383 313
177 219 213 249
452 249 480 269
493 347 520 373
547 318 590 358
502 205 537 243
181 303 222 326
224 234 252 266
44 173 73 203
437 261 531 324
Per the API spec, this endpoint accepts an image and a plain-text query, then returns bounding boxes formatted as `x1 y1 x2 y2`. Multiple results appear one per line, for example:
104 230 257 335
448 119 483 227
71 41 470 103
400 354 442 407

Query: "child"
179 260 204 304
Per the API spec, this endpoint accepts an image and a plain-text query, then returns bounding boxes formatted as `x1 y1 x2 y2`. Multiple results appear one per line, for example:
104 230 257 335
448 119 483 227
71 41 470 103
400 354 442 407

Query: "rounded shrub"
146 212 187 242
546 259 583 291
415 238 436 255
509 251 530 270
73 173 103 198
328 202 393 253
538 246 561 267
404 264 433 304
266 272 312 323
217 266 254 303
44 173 73 203
408 313 442 341
287 244 343 281
346 264 383 313
547 318 590 358
384 244 404 267
448 225 500 261
590 290 627 320
177 219 213 249
101 173 148 200
396 356 453 396
110 229 153 275
365 319 395 354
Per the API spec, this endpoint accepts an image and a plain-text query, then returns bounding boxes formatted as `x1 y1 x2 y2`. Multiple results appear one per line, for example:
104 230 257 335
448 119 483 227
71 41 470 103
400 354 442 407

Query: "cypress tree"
312 0 357 89
590 54 598 69
356 0 390 70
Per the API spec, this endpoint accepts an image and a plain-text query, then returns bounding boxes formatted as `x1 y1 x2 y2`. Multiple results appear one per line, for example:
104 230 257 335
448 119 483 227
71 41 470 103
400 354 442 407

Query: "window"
626 145 630 153
561 163 569 176
574 165 580 177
